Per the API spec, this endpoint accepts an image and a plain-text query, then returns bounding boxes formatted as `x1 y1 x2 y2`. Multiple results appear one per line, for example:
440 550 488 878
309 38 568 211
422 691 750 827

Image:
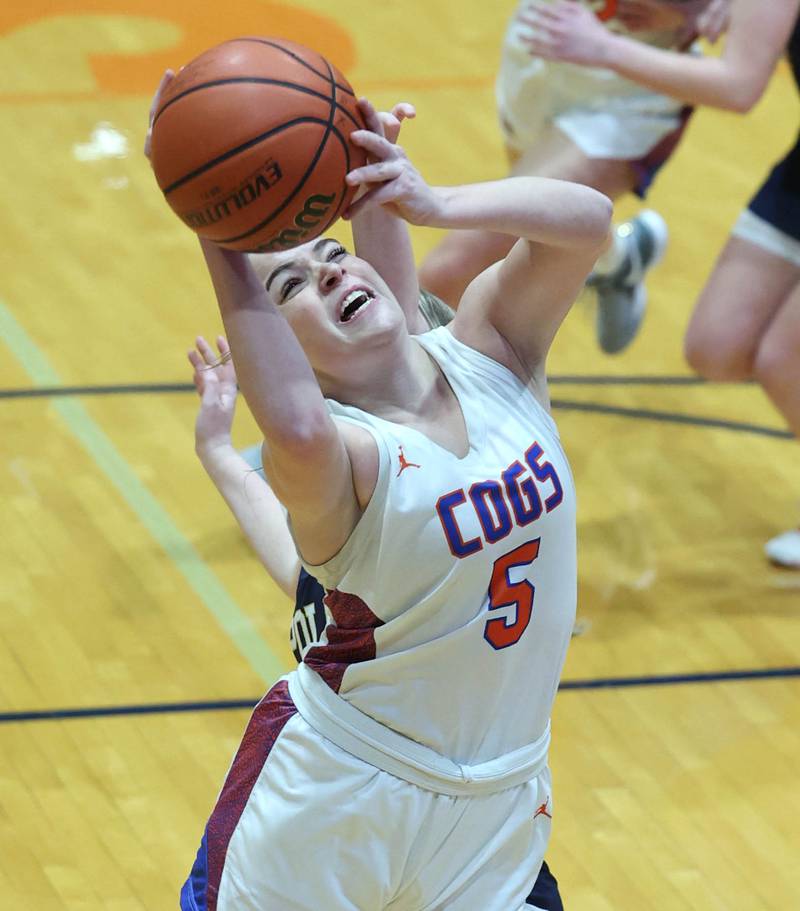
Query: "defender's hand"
187 335 239 454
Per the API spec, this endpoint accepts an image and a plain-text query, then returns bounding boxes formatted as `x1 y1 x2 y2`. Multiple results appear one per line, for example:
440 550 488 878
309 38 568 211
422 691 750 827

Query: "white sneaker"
764 528 800 568
591 209 669 354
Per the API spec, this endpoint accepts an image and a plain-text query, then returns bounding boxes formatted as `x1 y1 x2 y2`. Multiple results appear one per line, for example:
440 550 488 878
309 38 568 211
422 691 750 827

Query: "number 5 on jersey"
484 538 541 649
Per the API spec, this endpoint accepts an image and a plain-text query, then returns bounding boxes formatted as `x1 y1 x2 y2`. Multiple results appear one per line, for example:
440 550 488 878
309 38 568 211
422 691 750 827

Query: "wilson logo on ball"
182 160 283 229
260 193 336 251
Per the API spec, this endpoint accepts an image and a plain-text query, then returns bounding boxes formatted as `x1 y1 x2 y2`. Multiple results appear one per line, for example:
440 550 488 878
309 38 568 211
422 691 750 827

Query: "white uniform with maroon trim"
181 327 576 911
498 0 711 191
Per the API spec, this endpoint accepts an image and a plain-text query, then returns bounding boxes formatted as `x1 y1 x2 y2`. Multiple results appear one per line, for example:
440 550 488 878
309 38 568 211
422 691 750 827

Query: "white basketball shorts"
180 679 554 911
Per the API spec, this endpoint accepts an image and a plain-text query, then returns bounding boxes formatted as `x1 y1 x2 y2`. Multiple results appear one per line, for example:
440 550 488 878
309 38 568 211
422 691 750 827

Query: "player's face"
250 238 405 371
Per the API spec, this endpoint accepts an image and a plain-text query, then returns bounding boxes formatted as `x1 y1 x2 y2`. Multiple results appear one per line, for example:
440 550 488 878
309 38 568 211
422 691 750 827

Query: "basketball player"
160 76 612 905
187 327 563 911
524 0 800 564
180 93 565 909
419 0 726 354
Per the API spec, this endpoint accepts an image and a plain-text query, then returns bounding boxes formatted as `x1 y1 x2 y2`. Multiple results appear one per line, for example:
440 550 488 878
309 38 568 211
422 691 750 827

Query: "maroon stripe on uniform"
205 680 296 911
632 105 693 198
303 589 384 692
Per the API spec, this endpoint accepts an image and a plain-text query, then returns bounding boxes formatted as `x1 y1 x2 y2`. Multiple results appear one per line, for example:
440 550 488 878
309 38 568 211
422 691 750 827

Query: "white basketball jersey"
301 328 576 766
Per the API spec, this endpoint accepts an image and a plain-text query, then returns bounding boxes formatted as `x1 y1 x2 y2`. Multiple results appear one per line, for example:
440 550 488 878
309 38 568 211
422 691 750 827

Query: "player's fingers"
345 158 404 188
344 180 403 219
187 350 205 391
391 103 416 122
197 335 230 370
356 98 386 138
195 335 217 366
522 34 557 56
349 129 399 159
216 335 231 357
378 113 402 144
145 69 175 159
149 69 175 124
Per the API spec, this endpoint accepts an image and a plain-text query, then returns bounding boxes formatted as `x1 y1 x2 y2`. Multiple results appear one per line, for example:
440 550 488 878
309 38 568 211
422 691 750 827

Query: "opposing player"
154 67 611 903
419 0 726 353
524 0 800 563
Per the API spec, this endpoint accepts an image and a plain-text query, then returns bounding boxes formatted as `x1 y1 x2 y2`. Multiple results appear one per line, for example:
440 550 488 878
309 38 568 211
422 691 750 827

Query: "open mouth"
339 289 374 323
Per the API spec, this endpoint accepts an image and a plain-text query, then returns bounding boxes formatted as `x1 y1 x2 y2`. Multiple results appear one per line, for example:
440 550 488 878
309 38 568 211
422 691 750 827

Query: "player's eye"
327 244 348 260
279 277 302 301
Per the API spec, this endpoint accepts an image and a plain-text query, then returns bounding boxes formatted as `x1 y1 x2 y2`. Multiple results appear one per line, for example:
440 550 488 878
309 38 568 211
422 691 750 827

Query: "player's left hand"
144 69 175 163
516 1 616 68
188 335 239 456
344 114 438 226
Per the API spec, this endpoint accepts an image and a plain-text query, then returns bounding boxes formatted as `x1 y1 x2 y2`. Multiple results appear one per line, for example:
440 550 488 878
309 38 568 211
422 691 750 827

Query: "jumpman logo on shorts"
534 798 552 820
397 445 421 477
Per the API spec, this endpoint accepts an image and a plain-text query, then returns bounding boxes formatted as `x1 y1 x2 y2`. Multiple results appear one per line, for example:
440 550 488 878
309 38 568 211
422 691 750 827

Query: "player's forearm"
427 178 611 249
599 32 771 112
199 239 334 449
197 440 300 596
351 208 422 329
353 214 423 330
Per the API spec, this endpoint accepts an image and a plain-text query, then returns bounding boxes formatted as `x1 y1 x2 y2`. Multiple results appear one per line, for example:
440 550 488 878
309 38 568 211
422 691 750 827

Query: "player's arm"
442 180 612 377
522 0 798 113
348 99 426 333
188 335 301 598
345 135 611 378
198 239 375 566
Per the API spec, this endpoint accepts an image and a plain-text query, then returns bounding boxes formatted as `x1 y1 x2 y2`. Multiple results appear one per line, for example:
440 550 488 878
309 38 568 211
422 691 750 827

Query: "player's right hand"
187 335 239 455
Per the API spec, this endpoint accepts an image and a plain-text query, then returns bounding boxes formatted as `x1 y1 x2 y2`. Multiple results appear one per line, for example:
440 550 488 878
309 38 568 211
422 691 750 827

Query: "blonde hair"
418 289 455 329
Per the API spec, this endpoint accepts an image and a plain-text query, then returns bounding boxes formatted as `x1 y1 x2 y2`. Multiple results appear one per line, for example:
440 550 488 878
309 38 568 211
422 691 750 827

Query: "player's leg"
755 278 800 567
684 232 800 382
684 219 800 568
754 279 800 437
418 123 636 309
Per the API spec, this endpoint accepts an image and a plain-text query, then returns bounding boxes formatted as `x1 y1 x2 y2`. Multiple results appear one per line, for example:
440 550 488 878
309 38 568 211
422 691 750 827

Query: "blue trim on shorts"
526 859 564 910
180 829 208 910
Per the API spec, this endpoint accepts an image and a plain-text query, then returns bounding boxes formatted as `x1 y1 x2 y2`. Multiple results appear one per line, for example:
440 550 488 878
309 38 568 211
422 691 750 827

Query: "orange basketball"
150 37 367 253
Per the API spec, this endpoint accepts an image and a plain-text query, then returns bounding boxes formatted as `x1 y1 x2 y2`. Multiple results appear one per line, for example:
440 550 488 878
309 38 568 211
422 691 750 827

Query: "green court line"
0 300 286 686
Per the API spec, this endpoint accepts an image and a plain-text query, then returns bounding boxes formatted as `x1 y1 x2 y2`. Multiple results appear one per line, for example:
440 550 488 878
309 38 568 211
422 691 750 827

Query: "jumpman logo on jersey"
533 798 552 820
397 445 421 477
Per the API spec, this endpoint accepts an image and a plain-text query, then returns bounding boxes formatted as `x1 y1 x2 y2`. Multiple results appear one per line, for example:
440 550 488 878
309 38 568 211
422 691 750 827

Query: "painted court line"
3 665 799 725
0 300 286 686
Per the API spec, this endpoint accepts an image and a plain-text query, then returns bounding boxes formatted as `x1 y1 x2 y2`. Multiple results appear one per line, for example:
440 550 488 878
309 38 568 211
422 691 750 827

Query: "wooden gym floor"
1 1 798 908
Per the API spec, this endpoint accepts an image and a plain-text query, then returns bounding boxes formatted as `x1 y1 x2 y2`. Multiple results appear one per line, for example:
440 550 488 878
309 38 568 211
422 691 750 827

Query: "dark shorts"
748 130 800 242
526 858 564 910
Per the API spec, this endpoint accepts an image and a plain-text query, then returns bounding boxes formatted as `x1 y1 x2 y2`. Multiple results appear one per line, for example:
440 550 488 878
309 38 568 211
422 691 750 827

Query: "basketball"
149 37 367 253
